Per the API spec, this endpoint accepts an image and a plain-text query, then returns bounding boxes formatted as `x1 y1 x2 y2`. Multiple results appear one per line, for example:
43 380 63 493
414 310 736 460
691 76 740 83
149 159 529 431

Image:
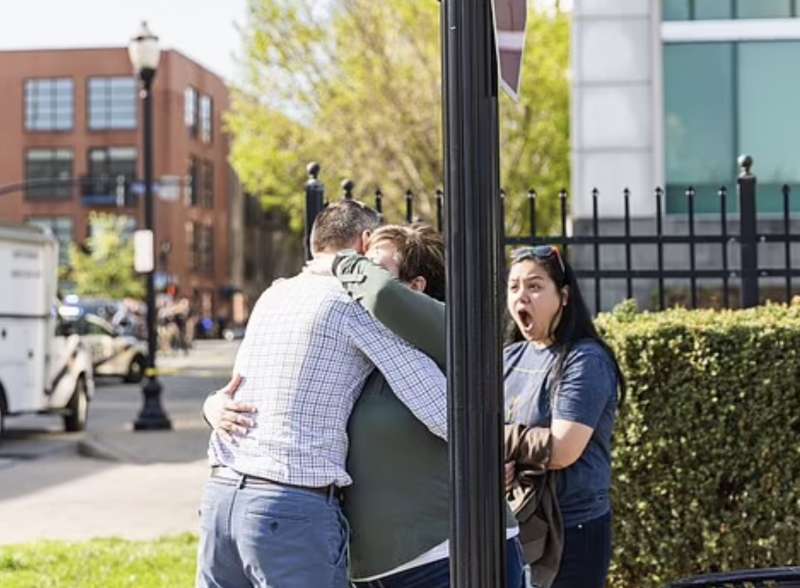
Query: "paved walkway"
0 340 237 545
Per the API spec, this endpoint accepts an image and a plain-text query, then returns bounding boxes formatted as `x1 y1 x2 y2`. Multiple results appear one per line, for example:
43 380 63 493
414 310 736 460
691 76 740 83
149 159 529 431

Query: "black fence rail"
304 156 800 313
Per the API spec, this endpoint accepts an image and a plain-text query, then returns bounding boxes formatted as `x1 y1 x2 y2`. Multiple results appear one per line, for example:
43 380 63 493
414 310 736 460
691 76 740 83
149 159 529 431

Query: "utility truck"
0 224 94 435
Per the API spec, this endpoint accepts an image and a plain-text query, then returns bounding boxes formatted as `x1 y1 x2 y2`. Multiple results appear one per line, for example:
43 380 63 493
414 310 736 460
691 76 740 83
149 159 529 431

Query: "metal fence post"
738 155 758 308
305 162 325 261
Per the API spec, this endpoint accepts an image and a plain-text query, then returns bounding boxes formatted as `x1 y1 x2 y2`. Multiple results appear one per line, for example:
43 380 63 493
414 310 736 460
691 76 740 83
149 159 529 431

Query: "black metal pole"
304 162 325 260
134 68 171 431
738 155 759 308
442 0 506 586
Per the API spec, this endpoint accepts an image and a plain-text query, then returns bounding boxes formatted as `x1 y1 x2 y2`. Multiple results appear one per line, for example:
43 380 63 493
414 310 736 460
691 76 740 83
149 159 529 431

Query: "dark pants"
550 510 612 588
355 538 526 588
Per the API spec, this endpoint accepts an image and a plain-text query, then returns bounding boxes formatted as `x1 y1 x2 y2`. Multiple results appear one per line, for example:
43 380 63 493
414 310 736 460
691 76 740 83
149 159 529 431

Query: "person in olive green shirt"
205 224 523 587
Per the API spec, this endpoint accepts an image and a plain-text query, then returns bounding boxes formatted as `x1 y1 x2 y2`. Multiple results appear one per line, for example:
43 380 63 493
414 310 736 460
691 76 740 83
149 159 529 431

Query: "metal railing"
304 156 800 311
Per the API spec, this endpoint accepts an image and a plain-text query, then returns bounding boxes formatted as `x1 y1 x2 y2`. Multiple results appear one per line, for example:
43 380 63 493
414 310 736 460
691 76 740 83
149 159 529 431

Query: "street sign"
157 176 182 202
130 179 181 202
133 230 154 273
492 0 528 101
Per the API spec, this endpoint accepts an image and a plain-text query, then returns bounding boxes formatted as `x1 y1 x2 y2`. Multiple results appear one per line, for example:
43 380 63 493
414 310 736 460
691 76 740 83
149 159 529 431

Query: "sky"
0 0 249 83
0 0 571 86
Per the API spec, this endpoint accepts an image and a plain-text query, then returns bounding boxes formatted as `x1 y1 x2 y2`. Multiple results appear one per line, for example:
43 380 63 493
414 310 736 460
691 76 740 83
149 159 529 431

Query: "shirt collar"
304 253 336 276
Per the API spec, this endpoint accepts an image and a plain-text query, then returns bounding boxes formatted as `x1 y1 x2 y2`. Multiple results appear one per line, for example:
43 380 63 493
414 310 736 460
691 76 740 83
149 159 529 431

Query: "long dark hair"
505 248 626 408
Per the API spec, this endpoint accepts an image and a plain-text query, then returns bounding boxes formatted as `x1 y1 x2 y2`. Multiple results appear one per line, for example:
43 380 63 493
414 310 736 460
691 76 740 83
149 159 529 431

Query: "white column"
571 0 660 219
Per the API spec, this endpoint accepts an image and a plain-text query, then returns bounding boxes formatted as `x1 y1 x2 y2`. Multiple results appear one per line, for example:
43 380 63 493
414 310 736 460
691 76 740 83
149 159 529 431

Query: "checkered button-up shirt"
208 256 448 488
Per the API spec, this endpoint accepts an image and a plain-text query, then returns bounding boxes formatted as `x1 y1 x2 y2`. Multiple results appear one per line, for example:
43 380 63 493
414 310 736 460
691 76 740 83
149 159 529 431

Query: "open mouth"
516 308 534 331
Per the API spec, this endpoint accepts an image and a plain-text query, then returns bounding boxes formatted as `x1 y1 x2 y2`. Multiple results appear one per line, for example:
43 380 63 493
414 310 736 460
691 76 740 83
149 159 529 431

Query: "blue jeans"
549 510 612 588
196 476 349 588
355 538 526 588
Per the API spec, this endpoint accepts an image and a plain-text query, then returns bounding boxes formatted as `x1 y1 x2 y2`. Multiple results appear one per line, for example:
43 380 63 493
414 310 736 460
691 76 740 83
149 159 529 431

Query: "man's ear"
355 230 372 254
409 276 427 293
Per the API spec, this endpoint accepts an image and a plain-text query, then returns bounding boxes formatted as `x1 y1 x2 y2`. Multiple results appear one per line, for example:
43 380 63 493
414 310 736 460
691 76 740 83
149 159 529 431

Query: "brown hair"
311 199 381 253
368 223 446 302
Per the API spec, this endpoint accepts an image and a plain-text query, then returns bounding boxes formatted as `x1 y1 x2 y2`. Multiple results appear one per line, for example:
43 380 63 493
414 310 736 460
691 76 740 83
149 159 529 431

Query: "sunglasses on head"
511 245 566 274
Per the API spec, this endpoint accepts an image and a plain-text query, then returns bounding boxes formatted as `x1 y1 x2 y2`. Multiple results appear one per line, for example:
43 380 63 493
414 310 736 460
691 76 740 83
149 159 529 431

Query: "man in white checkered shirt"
197 200 448 588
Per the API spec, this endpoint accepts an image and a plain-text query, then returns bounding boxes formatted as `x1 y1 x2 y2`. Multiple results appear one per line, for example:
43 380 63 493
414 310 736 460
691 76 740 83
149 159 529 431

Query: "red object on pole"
492 0 528 100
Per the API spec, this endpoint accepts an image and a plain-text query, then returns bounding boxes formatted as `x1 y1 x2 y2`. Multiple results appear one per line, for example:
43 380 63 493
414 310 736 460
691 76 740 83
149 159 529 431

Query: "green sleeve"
334 252 446 371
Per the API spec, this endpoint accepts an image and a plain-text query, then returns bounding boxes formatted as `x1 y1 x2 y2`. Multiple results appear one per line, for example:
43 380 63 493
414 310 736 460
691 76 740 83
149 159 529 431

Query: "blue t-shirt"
504 339 618 528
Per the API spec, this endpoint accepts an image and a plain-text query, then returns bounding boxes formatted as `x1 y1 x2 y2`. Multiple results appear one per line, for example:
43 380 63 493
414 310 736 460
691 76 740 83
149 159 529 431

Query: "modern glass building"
570 0 800 309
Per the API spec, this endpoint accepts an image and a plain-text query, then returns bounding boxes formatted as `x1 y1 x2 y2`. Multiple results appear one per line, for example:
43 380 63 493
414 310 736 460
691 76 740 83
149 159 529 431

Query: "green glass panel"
665 184 738 214
738 41 800 213
736 0 791 18
696 0 734 19
664 43 735 213
664 0 690 20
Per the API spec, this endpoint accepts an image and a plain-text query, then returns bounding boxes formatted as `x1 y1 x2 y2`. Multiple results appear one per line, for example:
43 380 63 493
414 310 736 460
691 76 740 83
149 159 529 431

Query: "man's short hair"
311 199 381 254
369 224 446 302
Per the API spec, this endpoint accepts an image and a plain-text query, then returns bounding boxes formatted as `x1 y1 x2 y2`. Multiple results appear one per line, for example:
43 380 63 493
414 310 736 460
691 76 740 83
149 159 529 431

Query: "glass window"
665 0 796 20
25 78 73 131
736 0 792 18
696 0 733 19
738 41 800 212
85 147 137 206
202 161 214 208
188 157 199 206
199 225 214 274
664 40 800 213
88 77 137 130
185 87 198 136
664 0 691 20
26 216 74 267
25 149 74 200
664 43 735 213
200 95 213 143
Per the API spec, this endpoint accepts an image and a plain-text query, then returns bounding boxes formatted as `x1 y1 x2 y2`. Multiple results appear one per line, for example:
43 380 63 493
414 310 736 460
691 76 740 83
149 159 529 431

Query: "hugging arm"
334 252 446 370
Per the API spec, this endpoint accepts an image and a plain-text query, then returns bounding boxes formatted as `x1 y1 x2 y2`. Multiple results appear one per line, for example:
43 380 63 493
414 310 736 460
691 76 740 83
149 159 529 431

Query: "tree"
69 212 144 300
228 0 570 234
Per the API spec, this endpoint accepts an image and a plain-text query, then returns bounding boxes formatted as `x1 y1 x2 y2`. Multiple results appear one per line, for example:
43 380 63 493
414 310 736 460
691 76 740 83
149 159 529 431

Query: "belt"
210 466 339 500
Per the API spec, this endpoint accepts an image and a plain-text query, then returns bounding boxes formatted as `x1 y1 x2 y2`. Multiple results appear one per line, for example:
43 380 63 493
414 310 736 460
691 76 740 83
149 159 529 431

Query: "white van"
0 224 94 435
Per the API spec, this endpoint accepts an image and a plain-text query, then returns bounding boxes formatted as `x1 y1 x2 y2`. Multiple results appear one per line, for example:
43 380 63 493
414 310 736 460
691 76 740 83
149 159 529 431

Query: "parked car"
0 224 95 435
57 307 148 383
62 296 146 340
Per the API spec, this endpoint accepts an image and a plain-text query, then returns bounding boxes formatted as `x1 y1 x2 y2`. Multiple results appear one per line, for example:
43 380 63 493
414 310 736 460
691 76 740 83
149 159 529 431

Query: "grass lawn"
0 534 198 588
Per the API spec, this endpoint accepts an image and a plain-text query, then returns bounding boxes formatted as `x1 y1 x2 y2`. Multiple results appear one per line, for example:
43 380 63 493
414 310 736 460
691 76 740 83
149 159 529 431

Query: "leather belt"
210 465 338 500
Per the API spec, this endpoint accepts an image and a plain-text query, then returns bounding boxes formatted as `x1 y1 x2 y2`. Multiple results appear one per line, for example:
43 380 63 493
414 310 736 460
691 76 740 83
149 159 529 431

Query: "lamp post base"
133 376 172 431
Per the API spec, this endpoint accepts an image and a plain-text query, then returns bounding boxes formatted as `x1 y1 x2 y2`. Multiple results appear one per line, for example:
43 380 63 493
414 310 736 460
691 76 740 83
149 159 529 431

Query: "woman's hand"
203 374 257 443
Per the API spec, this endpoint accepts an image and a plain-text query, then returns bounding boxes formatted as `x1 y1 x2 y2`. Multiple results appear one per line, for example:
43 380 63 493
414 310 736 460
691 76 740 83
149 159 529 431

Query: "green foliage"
228 0 570 233
0 534 197 587
595 301 800 587
68 212 144 301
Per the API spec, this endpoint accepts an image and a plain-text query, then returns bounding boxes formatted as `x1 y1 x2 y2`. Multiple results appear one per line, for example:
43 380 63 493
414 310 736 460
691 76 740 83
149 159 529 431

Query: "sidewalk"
0 340 237 545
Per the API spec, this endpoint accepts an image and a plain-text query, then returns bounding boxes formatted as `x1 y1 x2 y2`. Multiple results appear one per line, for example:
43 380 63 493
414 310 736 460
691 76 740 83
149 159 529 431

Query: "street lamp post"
129 21 171 431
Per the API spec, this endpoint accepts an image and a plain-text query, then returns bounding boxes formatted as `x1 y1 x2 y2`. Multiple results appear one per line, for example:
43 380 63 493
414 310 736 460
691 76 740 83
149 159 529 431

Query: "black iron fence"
304 156 800 313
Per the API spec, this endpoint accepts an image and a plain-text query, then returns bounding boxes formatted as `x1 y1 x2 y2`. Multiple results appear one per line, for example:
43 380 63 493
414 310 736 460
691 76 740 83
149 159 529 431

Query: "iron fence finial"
307 162 320 180
738 154 753 177
341 179 355 199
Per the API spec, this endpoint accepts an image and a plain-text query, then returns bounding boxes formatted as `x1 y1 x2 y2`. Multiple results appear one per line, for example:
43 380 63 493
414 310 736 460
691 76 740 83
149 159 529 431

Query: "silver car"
58 308 148 383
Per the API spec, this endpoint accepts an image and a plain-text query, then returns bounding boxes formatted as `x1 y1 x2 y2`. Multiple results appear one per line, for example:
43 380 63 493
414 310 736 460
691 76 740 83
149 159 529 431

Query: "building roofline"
0 46 227 83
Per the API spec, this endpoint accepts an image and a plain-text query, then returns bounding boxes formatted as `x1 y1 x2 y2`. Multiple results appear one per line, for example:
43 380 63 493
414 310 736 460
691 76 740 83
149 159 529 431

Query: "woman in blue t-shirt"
505 245 625 588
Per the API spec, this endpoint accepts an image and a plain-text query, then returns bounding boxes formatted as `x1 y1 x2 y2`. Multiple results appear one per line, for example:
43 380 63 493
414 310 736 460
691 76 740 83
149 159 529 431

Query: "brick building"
0 47 283 326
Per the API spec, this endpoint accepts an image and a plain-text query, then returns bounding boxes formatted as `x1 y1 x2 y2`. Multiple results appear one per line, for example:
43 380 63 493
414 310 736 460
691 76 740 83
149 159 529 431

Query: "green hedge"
596 299 800 588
